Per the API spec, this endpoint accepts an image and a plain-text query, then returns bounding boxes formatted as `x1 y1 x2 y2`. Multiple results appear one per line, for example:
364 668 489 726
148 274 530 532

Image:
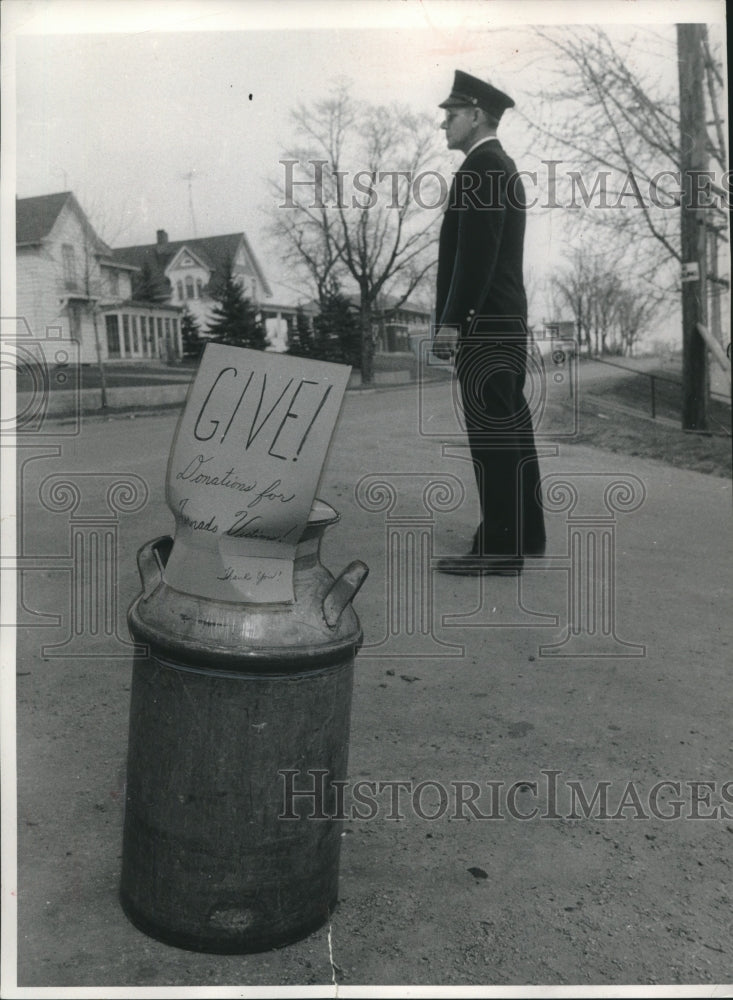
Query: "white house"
112 229 272 338
16 192 183 364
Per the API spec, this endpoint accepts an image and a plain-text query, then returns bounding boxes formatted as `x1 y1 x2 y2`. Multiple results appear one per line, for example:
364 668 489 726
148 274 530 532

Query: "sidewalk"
11 379 733 991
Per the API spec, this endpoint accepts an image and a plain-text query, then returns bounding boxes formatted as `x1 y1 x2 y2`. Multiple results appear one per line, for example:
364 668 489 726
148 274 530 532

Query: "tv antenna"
181 169 203 237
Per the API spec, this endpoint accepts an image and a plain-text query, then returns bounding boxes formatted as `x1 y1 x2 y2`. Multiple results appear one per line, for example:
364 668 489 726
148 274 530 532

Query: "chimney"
156 229 168 246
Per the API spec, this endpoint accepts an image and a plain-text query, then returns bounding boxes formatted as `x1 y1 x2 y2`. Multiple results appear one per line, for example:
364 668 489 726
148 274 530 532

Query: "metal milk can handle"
136 536 173 597
323 560 369 628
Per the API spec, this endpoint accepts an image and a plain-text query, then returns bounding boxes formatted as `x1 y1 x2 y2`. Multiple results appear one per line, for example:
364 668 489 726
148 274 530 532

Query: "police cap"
439 70 515 119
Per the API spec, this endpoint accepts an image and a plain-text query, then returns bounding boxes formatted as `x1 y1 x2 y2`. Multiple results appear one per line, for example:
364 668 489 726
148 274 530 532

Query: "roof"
265 279 319 310
380 292 432 317
345 291 432 317
98 255 138 272
16 191 72 244
100 299 183 313
16 191 113 259
113 232 272 298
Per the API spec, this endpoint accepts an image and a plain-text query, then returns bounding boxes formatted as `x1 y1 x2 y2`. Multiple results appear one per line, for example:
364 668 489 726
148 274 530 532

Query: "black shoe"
522 542 546 558
435 554 523 576
471 530 545 559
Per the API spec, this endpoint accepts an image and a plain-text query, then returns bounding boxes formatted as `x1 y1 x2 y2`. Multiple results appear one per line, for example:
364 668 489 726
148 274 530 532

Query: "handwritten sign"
162 343 351 602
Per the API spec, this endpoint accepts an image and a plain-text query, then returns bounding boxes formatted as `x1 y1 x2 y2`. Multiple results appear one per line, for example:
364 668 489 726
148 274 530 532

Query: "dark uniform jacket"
435 138 527 337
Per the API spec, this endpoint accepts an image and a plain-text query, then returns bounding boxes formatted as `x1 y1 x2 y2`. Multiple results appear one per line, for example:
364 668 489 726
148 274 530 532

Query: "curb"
15 370 454 422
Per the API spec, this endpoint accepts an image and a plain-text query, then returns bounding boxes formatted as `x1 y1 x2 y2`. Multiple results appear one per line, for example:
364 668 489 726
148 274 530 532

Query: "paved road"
10 380 733 990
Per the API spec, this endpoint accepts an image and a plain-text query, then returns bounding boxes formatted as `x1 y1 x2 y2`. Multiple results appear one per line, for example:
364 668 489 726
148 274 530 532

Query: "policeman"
432 70 545 575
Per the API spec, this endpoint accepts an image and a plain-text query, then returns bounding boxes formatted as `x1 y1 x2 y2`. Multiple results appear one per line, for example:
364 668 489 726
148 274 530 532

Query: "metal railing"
586 356 731 434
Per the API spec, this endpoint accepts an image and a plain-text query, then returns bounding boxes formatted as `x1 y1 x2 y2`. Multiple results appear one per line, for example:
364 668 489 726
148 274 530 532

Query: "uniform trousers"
455 325 545 557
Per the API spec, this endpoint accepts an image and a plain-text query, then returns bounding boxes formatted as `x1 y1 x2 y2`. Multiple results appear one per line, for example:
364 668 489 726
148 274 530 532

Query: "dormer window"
185 276 194 299
196 279 203 299
177 280 184 301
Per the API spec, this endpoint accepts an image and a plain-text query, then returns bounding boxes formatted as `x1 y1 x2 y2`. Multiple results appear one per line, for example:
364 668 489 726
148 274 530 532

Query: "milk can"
120 499 368 954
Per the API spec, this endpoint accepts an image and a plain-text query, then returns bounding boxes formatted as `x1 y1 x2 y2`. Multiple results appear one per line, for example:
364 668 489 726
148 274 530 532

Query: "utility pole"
677 23 709 431
702 27 729 362
707 224 723 348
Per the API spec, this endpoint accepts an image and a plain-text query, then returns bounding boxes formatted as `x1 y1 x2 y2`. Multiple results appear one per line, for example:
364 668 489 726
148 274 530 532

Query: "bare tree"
270 83 444 384
551 253 593 354
76 211 112 409
614 287 660 357
79 195 136 408
524 26 728 298
269 146 346 307
552 248 663 356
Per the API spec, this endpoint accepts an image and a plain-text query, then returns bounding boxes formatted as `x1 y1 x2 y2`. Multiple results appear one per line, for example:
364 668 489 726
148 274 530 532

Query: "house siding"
166 252 212 332
16 247 58 342
163 239 266 333
16 201 104 363
17 194 181 365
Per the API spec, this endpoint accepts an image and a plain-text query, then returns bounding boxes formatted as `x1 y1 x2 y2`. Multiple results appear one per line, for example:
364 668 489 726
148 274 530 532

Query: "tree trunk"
91 308 108 409
360 301 374 386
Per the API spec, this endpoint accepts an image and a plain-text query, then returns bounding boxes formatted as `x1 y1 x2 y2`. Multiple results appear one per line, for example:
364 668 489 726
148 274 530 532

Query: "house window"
122 314 131 356
163 317 171 360
196 279 203 299
105 315 120 358
185 276 194 299
109 270 120 297
177 281 184 301
62 244 77 289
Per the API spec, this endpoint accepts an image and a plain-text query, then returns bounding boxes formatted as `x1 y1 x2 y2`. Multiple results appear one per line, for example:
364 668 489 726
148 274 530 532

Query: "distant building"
337 292 432 353
540 320 577 341
112 229 272 336
532 319 579 360
112 230 326 353
374 293 432 352
113 226 435 355
16 192 182 364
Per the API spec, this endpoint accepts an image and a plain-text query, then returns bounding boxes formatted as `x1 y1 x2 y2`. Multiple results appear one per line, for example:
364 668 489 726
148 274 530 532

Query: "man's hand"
432 326 458 360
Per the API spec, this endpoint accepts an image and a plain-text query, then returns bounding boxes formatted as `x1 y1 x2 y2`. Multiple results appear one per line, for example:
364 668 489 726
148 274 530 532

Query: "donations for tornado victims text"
163 343 351 603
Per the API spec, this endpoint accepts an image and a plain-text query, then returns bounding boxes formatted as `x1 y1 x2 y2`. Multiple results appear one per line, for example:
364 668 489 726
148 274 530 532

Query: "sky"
3 0 728 331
